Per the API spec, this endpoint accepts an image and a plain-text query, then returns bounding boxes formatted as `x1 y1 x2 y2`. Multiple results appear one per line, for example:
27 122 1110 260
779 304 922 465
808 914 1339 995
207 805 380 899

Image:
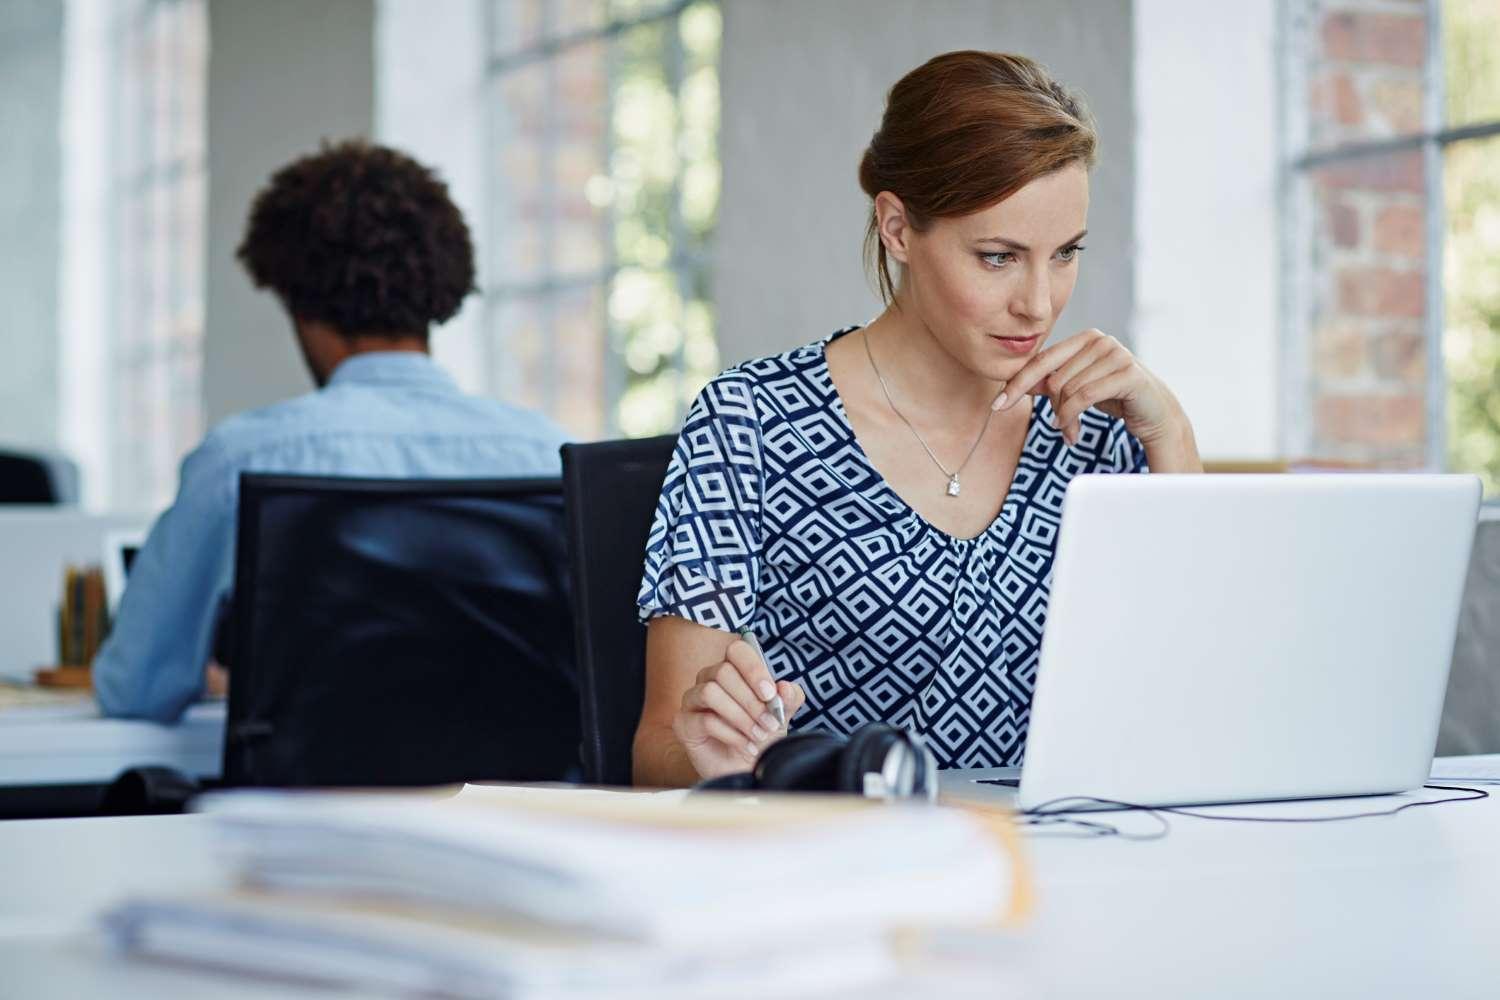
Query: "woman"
634 51 1201 786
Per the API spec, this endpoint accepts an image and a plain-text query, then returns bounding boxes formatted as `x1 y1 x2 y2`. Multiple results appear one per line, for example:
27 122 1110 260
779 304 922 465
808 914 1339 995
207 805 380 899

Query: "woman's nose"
1010 266 1051 323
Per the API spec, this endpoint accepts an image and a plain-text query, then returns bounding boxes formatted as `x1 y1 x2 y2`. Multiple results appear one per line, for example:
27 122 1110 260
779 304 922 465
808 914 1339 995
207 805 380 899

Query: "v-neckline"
812 327 1045 545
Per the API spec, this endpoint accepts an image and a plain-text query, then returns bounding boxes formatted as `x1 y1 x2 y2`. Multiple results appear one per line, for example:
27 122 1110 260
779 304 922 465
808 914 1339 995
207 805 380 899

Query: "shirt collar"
326 351 458 391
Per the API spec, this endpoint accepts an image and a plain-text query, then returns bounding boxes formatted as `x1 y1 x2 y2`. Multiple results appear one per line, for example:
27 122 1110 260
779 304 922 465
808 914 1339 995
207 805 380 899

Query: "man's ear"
875 191 914 265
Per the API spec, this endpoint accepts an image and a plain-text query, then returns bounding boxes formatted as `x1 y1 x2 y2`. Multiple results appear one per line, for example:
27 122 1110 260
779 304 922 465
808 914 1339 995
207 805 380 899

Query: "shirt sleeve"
92 435 238 723
1102 417 1150 475
636 373 764 634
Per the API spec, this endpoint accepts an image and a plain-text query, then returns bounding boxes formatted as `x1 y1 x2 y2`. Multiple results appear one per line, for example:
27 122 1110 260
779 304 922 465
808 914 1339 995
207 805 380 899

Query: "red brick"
1326 198 1360 248
1314 323 1367 379
1321 12 1426 68
1368 78 1424 133
1374 203 1425 258
1381 449 1428 471
1371 329 1427 383
1333 73 1363 125
1315 394 1425 446
1313 150 1424 194
1336 266 1425 317
1313 72 1364 127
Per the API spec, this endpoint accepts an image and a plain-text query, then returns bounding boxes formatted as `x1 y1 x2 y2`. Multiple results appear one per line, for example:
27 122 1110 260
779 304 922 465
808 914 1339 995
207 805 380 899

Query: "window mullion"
1424 0 1446 470
602 24 623 436
665 11 687 427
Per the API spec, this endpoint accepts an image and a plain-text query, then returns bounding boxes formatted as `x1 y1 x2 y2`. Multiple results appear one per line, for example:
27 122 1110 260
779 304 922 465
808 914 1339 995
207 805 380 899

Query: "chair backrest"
561 436 676 786
0 449 79 505
224 474 579 788
1439 514 1500 755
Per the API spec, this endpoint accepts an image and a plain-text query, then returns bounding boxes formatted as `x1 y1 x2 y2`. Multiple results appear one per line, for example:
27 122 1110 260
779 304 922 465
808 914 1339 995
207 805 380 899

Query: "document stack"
103 785 1026 998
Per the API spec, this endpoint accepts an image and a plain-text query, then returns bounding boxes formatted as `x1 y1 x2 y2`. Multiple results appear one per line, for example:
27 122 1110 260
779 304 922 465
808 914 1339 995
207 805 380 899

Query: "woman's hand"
996 328 1200 471
672 639 807 780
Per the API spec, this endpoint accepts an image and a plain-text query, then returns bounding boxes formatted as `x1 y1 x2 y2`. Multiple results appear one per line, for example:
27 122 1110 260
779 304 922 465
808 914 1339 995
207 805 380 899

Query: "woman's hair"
858 51 1098 304
237 140 476 337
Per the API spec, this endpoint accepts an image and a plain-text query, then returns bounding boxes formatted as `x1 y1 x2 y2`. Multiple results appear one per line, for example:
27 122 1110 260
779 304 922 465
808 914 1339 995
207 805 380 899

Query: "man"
94 141 567 722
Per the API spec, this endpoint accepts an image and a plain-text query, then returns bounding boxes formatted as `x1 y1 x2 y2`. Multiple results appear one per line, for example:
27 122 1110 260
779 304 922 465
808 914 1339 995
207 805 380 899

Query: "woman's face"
895 162 1090 382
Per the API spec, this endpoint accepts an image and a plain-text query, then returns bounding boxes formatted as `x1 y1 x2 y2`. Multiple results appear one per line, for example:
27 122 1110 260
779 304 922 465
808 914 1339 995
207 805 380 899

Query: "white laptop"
940 474 1481 811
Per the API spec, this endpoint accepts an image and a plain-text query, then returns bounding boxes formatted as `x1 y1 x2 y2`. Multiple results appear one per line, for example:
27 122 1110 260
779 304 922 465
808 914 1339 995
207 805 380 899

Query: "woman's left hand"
995 327 1188 450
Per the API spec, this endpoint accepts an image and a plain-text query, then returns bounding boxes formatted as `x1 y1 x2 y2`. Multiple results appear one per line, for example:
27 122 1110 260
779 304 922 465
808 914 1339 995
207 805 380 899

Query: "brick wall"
1295 0 1431 467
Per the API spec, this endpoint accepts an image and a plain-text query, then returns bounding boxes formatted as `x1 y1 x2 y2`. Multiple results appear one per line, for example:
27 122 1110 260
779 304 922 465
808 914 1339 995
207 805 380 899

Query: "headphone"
695 723 939 801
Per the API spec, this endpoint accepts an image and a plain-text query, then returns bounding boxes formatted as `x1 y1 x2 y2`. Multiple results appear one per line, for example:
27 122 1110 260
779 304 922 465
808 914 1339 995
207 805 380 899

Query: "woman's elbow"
631 718 683 788
631 722 662 786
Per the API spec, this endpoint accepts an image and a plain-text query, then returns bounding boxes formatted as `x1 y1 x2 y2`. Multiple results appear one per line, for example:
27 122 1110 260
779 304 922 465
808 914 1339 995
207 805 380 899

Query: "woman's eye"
979 252 1014 268
1055 243 1086 263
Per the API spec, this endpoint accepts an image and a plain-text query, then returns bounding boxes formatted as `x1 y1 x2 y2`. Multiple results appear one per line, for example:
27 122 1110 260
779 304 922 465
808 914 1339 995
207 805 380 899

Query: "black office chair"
223 474 580 788
561 436 677 786
0 449 80 504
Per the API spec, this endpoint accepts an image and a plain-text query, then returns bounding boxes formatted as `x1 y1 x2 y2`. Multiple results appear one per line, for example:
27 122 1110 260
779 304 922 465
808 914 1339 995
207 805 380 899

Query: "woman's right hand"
672 638 807 780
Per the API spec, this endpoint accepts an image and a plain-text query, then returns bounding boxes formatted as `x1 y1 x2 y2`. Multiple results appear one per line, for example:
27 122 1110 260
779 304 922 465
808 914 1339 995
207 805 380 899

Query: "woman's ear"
875 191 913 265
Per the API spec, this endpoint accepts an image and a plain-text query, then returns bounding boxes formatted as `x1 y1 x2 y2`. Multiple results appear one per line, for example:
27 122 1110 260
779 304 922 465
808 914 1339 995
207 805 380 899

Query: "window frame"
480 0 715 438
1279 0 1500 471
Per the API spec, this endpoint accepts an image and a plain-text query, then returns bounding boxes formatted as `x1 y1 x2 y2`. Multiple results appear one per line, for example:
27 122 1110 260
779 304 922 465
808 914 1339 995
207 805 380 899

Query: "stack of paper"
103 785 1025 998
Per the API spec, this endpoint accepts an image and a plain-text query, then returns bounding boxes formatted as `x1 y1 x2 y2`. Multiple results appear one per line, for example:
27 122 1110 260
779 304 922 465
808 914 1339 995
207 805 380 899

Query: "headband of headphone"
694 723 937 801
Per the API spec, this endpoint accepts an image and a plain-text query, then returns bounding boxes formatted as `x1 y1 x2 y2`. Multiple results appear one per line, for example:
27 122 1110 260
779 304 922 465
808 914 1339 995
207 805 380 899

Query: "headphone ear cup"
754 731 844 791
692 771 758 793
838 723 901 794
902 731 938 800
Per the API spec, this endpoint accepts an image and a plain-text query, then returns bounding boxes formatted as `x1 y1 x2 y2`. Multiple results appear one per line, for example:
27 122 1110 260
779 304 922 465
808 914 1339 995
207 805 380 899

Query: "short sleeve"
1102 418 1149 475
636 373 764 633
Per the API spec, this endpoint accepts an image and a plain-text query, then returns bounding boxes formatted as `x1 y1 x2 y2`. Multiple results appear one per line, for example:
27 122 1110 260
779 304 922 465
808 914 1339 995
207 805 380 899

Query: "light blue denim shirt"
93 352 568 723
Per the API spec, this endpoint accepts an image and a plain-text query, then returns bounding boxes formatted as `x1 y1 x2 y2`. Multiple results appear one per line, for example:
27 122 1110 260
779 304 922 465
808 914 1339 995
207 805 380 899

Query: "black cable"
1019 783 1487 833
1017 810 1171 841
1167 783 1486 823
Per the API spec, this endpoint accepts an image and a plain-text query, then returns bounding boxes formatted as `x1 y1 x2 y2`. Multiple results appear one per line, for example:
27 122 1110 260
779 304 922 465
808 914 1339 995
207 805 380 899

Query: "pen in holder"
37 563 110 689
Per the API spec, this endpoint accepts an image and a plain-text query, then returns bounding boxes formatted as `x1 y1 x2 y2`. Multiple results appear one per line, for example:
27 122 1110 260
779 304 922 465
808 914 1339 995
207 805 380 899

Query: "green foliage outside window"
1443 0 1500 492
611 1 721 436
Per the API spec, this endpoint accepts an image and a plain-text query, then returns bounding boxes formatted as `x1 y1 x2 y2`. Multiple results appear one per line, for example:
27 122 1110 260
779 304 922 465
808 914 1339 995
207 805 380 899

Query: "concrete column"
375 0 488 395
203 0 375 425
715 0 1136 366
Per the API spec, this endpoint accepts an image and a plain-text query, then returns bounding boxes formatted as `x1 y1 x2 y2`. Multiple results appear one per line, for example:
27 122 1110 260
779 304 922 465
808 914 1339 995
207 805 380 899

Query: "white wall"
0 0 63 457
374 0 489 394
716 0 1136 366
1133 0 1279 459
57 0 109 507
202 0 376 426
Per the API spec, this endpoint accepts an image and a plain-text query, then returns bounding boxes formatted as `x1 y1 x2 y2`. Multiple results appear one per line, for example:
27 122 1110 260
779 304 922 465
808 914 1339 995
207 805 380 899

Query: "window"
62 0 208 511
1281 0 1500 489
1441 0 1500 491
483 0 721 439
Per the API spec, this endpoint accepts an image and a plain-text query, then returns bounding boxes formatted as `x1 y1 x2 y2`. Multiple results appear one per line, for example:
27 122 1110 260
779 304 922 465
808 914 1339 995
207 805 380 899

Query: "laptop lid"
1017 474 1481 811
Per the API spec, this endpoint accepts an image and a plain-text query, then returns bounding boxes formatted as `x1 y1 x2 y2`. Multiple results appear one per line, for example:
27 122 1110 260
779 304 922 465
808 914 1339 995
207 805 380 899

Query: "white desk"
0 701 224 787
3 756 1500 998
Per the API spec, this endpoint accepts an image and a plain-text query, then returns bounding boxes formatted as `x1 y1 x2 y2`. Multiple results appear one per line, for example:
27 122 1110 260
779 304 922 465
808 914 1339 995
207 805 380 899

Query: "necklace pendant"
946 475 962 497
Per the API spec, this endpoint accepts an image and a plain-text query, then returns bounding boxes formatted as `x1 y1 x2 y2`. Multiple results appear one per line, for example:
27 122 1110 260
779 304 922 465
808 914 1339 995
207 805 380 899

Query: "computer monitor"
102 529 145 615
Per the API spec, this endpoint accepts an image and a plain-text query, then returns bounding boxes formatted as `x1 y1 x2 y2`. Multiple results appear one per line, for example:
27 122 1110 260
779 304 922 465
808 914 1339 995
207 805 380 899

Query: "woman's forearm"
1143 405 1203 474
632 723 703 788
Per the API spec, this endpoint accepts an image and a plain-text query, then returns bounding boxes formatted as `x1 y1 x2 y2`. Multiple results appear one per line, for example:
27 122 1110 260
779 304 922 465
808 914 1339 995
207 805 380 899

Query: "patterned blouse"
637 328 1148 768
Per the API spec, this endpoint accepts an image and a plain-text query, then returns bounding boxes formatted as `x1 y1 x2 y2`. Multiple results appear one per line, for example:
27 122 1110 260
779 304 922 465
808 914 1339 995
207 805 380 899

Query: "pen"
740 630 786 731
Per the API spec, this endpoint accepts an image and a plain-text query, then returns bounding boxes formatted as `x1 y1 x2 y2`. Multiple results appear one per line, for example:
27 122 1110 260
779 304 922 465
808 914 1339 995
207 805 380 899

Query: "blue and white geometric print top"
637 328 1148 769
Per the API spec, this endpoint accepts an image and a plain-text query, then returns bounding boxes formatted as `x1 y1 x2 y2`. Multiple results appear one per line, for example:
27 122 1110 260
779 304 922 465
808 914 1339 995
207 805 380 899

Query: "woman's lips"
991 334 1040 356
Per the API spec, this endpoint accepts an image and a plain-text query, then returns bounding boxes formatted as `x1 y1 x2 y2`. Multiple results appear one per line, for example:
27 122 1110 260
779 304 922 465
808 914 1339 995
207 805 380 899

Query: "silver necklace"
863 329 995 498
